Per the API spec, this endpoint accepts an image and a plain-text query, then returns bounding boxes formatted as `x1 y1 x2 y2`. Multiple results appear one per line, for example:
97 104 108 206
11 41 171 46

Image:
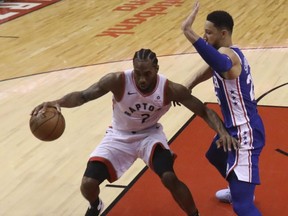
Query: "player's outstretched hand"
181 0 200 31
216 135 239 152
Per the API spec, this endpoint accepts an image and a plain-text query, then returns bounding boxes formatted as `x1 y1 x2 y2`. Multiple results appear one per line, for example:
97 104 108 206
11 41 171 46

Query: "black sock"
90 198 100 208
85 199 101 216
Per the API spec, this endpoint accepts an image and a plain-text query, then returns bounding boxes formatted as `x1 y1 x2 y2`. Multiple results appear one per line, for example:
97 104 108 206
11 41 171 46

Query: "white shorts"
89 123 171 182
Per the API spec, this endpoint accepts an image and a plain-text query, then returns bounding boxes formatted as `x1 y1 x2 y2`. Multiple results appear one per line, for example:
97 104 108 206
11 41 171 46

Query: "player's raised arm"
181 0 200 43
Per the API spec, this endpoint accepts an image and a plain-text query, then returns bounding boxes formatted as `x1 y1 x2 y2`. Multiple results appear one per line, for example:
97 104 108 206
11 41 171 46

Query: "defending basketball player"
31 48 238 216
181 1 265 215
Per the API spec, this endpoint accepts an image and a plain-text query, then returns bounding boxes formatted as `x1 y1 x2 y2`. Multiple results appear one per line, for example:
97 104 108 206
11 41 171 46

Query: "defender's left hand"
216 135 239 152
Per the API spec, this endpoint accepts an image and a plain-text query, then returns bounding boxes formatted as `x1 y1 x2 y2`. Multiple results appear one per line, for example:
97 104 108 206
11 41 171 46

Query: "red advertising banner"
0 0 62 24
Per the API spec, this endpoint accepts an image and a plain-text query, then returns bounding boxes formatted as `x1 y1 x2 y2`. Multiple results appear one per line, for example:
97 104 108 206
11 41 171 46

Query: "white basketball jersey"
111 70 171 131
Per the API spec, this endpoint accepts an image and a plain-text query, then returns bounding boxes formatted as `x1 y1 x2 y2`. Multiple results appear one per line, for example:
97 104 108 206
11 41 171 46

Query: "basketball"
30 107 65 141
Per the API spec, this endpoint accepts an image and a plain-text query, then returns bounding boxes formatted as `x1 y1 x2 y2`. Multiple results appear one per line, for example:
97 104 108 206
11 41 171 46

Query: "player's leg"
205 135 228 178
222 119 265 207
81 161 110 216
228 171 261 216
206 134 236 204
152 145 199 216
81 127 138 215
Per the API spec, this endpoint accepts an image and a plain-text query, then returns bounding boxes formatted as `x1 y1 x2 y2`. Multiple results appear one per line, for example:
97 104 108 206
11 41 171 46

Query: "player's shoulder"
166 80 187 98
104 71 125 80
219 46 241 65
98 71 125 89
100 72 125 97
218 46 234 54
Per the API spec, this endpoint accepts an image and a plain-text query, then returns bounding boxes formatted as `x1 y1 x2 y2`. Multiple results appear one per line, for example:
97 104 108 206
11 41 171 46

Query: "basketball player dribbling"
31 48 239 216
181 1 265 215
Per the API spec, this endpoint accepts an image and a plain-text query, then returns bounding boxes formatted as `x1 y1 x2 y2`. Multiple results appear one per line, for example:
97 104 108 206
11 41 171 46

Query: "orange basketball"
30 107 65 141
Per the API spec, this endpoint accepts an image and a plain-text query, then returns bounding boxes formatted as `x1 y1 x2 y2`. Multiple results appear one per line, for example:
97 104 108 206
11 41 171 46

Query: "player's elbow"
212 55 233 73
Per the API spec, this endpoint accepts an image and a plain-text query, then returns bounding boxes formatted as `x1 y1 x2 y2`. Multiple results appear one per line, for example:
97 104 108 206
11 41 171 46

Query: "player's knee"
81 161 109 201
205 150 213 163
152 146 178 189
205 147 218 164
152 146 174 177
83 161 110 183
81 176 98 189
80 176 99 199
206 146 227 166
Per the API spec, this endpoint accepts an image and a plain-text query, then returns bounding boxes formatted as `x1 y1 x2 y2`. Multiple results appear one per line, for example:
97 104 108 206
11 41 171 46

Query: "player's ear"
156 65 159 71
221 29 229 38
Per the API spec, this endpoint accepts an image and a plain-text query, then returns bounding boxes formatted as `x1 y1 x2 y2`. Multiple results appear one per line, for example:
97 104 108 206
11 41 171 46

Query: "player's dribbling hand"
31 102 61 116
216 135 239 152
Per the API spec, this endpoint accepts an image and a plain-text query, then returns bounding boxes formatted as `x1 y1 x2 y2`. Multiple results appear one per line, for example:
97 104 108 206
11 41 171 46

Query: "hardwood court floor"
0 0 287 215
0 0 287 80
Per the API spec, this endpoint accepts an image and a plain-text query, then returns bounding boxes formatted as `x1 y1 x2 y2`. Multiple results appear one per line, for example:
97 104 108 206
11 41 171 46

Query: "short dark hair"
133 49 158 66
207 11 234 33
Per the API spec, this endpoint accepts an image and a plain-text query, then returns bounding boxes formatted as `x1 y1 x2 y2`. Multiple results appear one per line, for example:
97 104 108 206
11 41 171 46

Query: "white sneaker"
216 188 255 204
216 188 232 203
97 199 104 213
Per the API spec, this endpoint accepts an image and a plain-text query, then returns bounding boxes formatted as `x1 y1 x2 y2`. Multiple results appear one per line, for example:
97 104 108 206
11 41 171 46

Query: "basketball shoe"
216 188 255 203
85 199 103 216
215 188 232 203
